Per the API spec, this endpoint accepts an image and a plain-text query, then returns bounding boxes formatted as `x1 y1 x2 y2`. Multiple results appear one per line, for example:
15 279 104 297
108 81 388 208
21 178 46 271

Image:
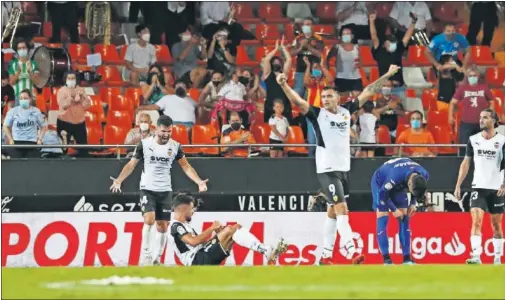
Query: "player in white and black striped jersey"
170 193 288 266
110 115 209 266
455 108 505 265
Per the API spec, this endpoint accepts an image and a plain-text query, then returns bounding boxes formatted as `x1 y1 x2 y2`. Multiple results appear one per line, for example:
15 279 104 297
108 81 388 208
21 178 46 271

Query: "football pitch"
2 265 504 299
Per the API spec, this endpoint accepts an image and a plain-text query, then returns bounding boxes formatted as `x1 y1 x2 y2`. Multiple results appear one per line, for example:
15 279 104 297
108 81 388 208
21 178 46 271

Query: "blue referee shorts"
371 170 409 212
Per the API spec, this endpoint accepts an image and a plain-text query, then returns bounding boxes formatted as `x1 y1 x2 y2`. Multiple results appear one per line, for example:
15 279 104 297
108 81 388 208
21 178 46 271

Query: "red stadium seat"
432 125 456 154
256 24 281 40
377 125 394 155
427 110 449 129
109 94 134 118
491 89 504 116
172 124 190 145
86 123 103 145
107 110 133 127
35 94 47 113
100 87 121 106
316 3 337 23
396 123 410 138
312 25 335 37
486 67 505 88
154 44 173 65
94 44 123 65
188 124 220 156
421 89 438 111
84 111 100 126
234 3 261 24
96 66 127 87
405 46 432 67
125 87 143 108
285 126 308 155
103 125 129 154
258 3 290 23
470 46 498 66
358 46 376 68
68 44 91 64
236 45 258 68
87 95 105 122
251 123 271 144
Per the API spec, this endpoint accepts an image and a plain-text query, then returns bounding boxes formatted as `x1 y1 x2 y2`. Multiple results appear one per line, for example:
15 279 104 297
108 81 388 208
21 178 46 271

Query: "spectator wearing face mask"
436 54 465 111
125 113 154 154
220 111 256 157
240 69 266 104
207 29 236 76
388 1 433 41
426 22 470 73
137 80 198 129
8 39 40 104
141 64 171 105
374 81 406 142
124 24 157 86
171 27 208 88
449 67 494 155
198 70 224 123
2 71 15 114
335 2 372 41
56 71 91 155
356 100 378 158
262 38 293 124
3 89 47 158
290 18 324 98
40 126 65 159
396 110 436 157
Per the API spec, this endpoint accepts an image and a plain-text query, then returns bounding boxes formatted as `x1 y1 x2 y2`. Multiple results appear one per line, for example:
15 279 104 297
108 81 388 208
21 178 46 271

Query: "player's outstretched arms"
110 159 139 193
181 221 222 247
177 156 209 192
276 73 310 114
357 65 401 107
454 156 471 200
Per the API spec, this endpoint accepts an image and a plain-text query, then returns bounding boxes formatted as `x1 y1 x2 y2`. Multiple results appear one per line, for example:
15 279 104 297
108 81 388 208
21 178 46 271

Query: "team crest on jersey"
333 195 339 202
177 226 186 236
494 142 500 149
453 42 459 47
167 148 173 156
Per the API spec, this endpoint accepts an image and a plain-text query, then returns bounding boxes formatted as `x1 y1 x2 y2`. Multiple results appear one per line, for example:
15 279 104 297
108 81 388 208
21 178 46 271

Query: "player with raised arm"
110 115 209 266
454 108 505 265
170 193 288 266
371 157 429 264
276 64 401 265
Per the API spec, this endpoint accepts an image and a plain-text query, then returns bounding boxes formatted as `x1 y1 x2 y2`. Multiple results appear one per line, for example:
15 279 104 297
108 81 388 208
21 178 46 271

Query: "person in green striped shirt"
8 39 40 105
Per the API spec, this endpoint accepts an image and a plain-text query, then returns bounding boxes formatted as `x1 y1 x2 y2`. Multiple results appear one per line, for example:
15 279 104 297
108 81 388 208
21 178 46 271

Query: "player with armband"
371 157 429 264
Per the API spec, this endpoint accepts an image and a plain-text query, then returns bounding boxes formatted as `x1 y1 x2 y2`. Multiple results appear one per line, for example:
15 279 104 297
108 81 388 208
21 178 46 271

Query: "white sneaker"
466 256 482 264
140 253 153 266
494 257 502 265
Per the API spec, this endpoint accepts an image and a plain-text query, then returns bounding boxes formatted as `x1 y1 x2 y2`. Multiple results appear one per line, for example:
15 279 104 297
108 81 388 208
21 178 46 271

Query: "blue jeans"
294 72 306 97
306 117 316 157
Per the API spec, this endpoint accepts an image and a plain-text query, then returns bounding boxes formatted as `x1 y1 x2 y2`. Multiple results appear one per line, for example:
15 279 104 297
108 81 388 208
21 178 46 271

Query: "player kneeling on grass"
170 193 288 266
371 157 429 264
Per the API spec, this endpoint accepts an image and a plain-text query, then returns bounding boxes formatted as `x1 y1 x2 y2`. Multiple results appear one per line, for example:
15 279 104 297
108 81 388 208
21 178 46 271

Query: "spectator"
268 99 289 158
436 54 465 111
304 56 334 156
374 81 406 142
335 2 371 41
396 110 436 157
389 2 433 40
40 127 64 159
171 27 208 88
449 67 494 154
262 38 293 124
129 2 167 45
425 22 470 72
3 89 47 158
56 71 91 156
240 69 266 103
327 26 361 97
124 113 155 157
220 111 256 157
370 13 415 90
165 2 197 49
2 70 15 113
356 100 378 158
47 1 79 43
290 18 324 98
124 24 157 86
138 80 198 129
197 70 224 123
466 2 498 47
8 39 40 104
141 64 171 105
207 29 236 76
286 3 314 24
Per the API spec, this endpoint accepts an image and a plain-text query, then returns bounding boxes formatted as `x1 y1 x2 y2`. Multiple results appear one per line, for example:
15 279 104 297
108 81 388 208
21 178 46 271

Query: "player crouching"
170 193 288 266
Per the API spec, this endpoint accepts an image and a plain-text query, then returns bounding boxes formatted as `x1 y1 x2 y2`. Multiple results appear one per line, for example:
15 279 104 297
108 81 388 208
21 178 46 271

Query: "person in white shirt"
137 80 198 129
217 68 251 128
269 99 290 158
286 3 314 24
335 2 371 41
389 2 432 40
356 101 378 158
124 24 157 86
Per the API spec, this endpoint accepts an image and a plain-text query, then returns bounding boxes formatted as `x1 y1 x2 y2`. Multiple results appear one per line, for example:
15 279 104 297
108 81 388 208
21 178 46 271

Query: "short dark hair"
1 70 8 80
174 79 188 88
157 115 173 127
173 193 195 209
411 174 428 201
212 70 224 77
444 22 456 28
322 85 338 93
135 24 148 34
439 54 454 65
19 88 32 98
63 71 78 82
411 110 424 120
339 25 353 37
14 38 28 52
385 35 397 43
362 100 374 113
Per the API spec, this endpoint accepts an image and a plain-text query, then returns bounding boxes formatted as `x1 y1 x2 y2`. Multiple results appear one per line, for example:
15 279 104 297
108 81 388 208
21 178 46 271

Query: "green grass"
2 265 504 299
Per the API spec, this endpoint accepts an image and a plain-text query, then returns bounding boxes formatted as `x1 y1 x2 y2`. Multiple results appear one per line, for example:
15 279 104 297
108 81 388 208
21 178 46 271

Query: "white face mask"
66 80 76 88
17 49 28 57
181 34 191 42
139 123 150 131
141 33 150 42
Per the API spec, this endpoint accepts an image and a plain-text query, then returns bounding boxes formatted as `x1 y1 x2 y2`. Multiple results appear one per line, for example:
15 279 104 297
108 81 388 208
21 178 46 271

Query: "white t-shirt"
336 2 369 29
389 2 432 30
124 42 157 69
336 44 360 80
357 113 378 143
268 115 290 141
466 132 505 190
156 95 197 123
218 80 247 101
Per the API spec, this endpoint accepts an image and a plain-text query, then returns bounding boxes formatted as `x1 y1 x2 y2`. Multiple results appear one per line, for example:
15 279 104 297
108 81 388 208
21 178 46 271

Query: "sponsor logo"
384 182 393 190
237 195 309 211
339 232 364 259
444 233 466 256
150 156 171 162
494 142 500 149
177 226 186 236
1 197 14 212
477 149 497 156
73 196 137 212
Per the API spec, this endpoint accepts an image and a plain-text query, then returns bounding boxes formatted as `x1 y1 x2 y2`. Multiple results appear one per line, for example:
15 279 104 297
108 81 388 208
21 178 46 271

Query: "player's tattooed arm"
276 72 310 114
357 65 401 107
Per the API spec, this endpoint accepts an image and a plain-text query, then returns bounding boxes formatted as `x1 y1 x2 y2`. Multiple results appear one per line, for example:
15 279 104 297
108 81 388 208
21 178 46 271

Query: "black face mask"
175 87 186 98
212 81 221 86
238 76 250 86
230 122 241 131
272 64 282 72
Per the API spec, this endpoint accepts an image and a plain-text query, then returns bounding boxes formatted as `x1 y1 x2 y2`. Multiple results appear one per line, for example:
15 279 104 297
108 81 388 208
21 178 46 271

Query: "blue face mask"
342 34 352 44
411 119 421 129
19 99 30 108
312 69 322 78
468 76 478 85
302 25 312 35
388 43 397 52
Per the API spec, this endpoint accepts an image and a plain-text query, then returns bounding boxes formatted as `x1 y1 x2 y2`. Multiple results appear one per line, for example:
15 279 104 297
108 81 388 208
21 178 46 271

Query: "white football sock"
493 238 504 259
337 215 355 255
232 228 268 255
322 217 337 259
470 235 483 257
154 230 168 260
141 224 154 255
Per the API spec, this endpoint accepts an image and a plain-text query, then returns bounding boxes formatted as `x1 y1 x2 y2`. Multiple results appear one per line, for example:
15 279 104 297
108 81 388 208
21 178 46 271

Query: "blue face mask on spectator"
388 43 397 52
468 76 478 85
342 34 352 43
19 99 30 108
302 25 312 35
312 69 322 77
411 119 421 129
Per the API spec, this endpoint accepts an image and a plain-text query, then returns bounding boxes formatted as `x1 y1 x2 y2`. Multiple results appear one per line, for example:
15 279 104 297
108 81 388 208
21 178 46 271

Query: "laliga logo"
339 232 364 259
74 196 94 211
444 233 466 256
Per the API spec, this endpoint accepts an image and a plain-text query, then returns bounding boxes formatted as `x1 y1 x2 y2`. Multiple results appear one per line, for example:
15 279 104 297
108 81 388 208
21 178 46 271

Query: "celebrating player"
454 108 504 265
170 193 288 266
371 157 429 264
110 115 208 265
277 64 401 265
